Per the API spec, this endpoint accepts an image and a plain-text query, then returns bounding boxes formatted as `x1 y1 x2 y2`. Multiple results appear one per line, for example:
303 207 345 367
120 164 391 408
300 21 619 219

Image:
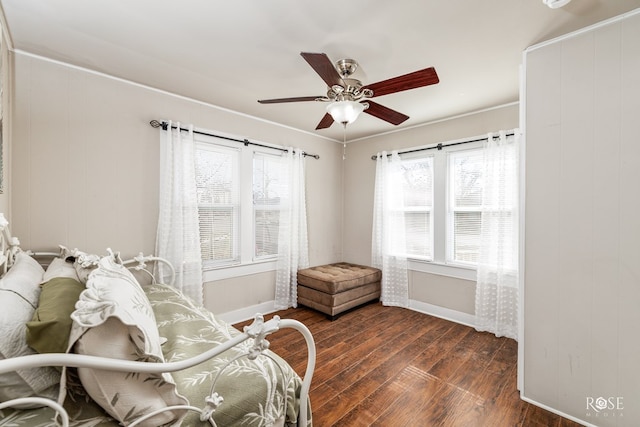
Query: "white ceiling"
1 0 639 142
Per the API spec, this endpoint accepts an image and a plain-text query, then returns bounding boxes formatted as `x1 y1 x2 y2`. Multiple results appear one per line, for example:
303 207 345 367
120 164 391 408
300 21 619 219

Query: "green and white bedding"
0 282 310 427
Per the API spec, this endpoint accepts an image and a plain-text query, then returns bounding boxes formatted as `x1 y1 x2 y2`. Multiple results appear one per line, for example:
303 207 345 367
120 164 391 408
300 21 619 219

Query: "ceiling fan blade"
364 67 439 98
258 96 322 104
364 100 410 125
315 113 334 130
300 52 345 88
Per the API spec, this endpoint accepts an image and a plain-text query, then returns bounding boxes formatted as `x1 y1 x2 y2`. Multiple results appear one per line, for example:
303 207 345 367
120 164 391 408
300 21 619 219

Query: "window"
395 138 516 271
448 149 483 265
253 152 284 259
400 156 434 260
195 142 240 266
195 136 284 269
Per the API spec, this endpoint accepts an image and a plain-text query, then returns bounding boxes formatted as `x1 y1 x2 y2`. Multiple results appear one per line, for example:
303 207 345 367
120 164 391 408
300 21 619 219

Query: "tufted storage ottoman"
297 262 382 320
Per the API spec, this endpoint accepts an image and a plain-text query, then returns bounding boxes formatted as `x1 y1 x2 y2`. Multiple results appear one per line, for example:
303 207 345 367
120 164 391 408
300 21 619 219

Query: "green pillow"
26 277 85 354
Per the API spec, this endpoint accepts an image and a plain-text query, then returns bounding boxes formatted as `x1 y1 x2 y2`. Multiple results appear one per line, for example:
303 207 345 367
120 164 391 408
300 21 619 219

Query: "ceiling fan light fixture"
326 100 365 125
543 0 571 8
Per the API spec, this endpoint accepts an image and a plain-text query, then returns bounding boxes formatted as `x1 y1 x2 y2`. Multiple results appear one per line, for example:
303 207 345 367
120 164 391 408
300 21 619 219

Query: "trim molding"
409 299 476 327
218 298 475 328
524 7 640 54
348 102 519 143
520 395 598 427
216 300 278 325
0 3 14 51
408 260 476 281
203 260 277 282
11 50 337 143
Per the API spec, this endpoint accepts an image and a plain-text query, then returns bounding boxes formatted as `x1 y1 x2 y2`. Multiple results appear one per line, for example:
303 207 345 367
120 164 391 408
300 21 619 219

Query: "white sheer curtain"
475 130 520 340
275 148 309 309
155 121 204 306
371 151 409 307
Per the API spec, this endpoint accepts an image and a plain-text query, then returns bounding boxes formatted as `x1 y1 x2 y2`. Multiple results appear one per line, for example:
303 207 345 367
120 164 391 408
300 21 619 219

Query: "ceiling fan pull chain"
342 123 347 160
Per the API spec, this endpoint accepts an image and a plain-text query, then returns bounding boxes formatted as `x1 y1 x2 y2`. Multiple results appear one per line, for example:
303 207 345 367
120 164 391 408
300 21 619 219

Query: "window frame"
194 133 281 282
252 150 285 261
396 152 435 262
445 146 484 268
194 138 241 269
402 140 485 279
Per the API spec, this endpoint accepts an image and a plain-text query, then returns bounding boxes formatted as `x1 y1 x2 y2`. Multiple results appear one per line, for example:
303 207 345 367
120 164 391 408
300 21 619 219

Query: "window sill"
203 259 277 282
408 259 476 281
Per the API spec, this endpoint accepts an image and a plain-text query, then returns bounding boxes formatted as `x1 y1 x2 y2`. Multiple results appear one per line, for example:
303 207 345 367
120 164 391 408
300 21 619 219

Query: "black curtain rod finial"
149 119 169 131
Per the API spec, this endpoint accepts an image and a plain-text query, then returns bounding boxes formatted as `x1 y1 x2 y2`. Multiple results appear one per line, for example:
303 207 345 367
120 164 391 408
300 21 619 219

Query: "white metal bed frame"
0 214 315 427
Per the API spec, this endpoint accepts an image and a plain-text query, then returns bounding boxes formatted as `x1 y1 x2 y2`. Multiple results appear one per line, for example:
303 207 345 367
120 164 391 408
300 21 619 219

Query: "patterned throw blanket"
0 283 310 427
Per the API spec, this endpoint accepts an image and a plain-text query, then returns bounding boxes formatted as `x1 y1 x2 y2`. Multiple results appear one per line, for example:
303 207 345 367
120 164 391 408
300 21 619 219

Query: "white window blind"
448 148 484 265
195 143 240 266
400 156 434 260
253 152 284 260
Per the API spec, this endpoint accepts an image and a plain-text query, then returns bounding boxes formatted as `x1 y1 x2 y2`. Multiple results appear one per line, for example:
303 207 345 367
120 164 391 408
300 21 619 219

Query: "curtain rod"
370 132 515 160
149 120 320 159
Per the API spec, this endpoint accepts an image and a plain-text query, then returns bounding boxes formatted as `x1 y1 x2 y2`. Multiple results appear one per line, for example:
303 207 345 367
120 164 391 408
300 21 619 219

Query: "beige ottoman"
297 262 382 320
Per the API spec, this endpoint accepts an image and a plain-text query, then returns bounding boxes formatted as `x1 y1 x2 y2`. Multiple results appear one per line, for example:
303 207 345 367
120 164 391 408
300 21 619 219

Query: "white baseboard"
218 298 475 328
217 300 278 325
408 299 476 328
520 395 596 427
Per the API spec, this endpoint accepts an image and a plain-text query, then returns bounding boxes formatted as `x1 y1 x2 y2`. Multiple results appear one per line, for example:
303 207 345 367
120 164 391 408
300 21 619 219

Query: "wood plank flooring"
235 302 582 427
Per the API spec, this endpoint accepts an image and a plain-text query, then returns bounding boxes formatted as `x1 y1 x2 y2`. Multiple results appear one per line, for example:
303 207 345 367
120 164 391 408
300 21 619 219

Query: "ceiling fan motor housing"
328 77 370 102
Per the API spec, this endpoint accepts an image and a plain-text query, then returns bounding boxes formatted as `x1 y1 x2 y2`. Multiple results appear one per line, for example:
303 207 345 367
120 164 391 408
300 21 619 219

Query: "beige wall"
342 105 519 315
9 51 521 319
204 271 277 315
409 271 475 315
9 53 343 315
0 24 11 214
523 11 640 426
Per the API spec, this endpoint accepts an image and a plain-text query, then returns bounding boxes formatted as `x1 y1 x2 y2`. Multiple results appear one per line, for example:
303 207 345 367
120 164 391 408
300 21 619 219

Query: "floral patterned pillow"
74 317 186 426
66 253 188 426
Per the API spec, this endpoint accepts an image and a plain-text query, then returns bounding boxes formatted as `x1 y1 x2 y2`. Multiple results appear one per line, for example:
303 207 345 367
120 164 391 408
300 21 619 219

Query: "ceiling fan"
258 52 439 130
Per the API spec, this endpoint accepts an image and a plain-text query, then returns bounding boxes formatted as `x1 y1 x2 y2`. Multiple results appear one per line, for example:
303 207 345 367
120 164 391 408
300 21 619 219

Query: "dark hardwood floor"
235 302 582 427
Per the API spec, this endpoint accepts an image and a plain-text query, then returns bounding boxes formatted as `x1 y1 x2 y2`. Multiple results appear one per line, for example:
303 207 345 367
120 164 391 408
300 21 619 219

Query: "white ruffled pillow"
67 254 187 427
0 252 59 403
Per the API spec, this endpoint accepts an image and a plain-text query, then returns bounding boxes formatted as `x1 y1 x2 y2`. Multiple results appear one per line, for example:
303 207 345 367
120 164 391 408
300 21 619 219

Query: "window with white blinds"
194 136 287 269
447 148 484 265
253 152 284 260
195 143 240 266
400 156 434 260
391 137 517 271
